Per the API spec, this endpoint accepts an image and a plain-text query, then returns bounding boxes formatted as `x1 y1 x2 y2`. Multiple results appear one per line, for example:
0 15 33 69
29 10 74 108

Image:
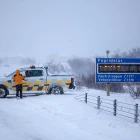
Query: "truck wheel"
0 85 8 98
50 86 64 95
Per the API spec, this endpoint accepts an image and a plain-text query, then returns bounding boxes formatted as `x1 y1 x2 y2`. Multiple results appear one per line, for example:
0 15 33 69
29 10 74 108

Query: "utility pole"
106 50 110 96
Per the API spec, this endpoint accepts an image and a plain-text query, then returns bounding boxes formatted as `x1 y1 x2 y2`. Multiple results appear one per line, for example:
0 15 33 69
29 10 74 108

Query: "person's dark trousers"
16 84 23 98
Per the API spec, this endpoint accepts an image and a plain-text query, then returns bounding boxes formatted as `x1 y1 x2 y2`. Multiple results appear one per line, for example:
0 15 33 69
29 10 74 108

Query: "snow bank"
0 91 140 140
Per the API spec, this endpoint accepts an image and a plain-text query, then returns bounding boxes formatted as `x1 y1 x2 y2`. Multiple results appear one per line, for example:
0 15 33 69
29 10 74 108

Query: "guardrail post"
85 93 87 103
97 96 100 109
134 104 138 123
113 99 117 116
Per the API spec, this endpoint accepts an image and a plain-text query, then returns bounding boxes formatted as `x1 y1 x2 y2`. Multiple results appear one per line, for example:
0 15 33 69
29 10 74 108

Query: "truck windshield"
6 71 15 77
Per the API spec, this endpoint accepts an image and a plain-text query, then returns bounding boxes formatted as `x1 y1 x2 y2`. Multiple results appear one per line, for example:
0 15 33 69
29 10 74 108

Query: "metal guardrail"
74 93 140 123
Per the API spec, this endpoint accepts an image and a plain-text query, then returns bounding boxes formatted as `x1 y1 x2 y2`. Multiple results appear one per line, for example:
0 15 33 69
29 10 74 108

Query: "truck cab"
0 65 75 98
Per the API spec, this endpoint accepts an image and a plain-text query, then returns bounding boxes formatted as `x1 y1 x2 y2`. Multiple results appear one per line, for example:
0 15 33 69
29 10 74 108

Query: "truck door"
28 69 46 93
21 70 31 93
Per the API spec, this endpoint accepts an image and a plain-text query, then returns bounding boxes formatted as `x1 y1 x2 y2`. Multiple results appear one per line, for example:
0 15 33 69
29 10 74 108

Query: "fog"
0 0 140 63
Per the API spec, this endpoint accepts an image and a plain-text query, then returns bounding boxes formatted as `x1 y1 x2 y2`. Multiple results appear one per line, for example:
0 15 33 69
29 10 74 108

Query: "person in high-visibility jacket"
12 69 25 98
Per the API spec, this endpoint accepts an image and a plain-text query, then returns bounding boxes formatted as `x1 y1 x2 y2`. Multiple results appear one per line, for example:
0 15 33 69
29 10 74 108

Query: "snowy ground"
0 90 140 140
0 64 140 140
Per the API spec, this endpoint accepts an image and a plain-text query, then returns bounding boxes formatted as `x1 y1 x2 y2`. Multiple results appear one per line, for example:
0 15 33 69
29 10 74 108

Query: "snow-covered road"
0 91 140 140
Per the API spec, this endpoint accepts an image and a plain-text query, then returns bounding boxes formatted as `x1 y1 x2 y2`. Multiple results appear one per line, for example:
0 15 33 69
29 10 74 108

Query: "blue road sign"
95 58 140 83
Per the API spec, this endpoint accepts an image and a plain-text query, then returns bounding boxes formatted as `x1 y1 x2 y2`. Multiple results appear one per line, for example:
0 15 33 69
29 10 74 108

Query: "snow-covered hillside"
0 54 69 65
0 64 27 77
0 55 72 76
0 56 36 76
0 90 140 140
46 54 69 63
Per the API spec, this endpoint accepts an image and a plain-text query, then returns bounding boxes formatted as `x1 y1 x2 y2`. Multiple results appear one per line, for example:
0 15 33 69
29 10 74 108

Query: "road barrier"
74 93 140 123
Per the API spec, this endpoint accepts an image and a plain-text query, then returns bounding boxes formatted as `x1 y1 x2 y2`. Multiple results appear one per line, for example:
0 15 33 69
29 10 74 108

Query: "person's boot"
16 93 18 98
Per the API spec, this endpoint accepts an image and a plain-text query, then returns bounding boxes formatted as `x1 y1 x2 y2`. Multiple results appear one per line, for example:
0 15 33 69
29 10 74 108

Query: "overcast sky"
0 0 140 62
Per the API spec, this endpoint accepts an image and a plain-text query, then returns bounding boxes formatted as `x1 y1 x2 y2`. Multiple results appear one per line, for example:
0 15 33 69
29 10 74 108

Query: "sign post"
106 50 110 96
